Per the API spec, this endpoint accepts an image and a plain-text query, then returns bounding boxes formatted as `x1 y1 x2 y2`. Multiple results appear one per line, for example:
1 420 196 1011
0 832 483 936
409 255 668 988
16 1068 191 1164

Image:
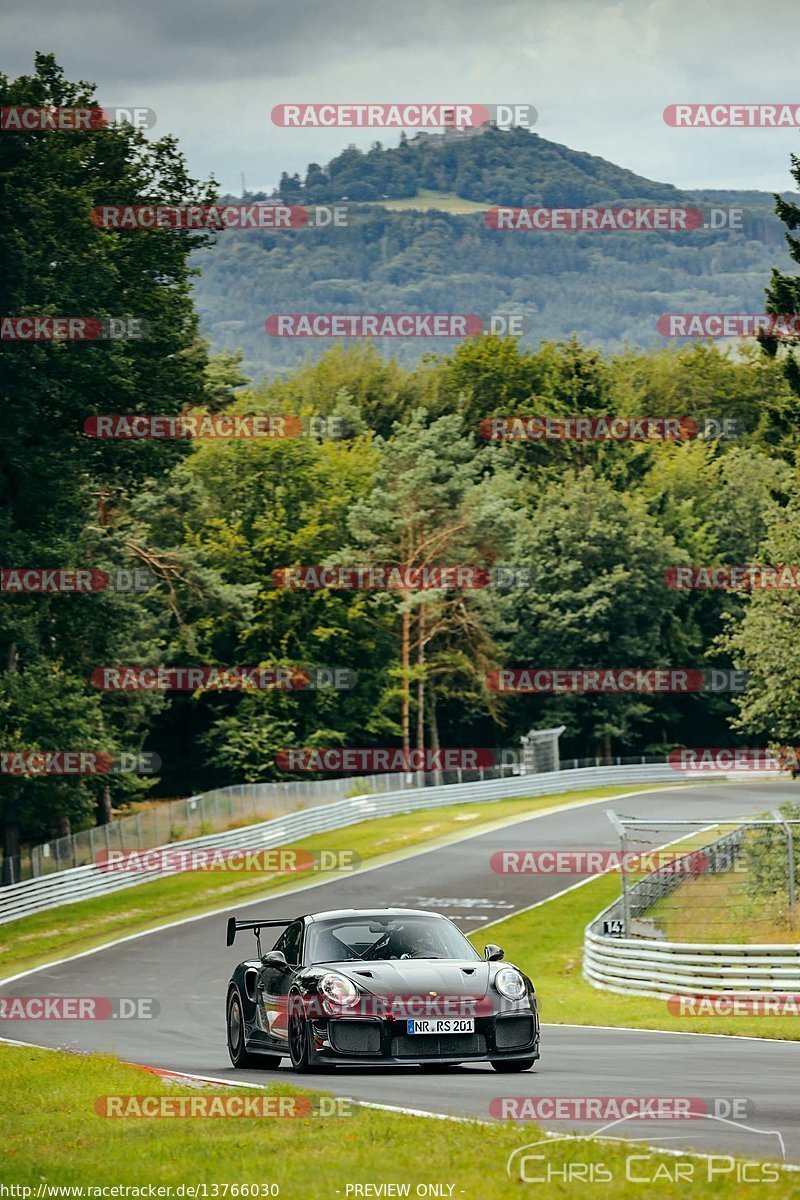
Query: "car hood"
331 959 491 998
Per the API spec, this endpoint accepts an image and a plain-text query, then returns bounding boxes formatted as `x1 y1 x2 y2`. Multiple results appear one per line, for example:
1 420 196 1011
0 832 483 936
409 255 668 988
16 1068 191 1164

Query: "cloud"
4 0 799 193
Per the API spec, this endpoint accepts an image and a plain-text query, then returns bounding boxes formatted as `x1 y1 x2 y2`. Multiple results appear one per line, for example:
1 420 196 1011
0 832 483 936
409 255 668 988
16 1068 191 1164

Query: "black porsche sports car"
225 907 539 1072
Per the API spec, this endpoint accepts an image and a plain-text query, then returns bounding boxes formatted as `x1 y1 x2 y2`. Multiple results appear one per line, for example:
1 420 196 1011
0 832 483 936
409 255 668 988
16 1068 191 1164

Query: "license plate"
406 1018 475 1035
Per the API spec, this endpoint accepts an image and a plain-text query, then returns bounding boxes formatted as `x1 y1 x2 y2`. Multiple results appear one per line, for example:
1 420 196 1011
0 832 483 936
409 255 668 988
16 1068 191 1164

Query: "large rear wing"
226 916 294 956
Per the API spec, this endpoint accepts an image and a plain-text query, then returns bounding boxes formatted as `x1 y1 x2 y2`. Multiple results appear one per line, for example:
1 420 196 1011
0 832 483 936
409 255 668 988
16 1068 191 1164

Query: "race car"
225 906 539 1072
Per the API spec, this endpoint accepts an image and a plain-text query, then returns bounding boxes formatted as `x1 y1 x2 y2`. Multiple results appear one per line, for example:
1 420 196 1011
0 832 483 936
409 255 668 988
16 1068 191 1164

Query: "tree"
720 480 800 745
0 54 216 564
761 148 800 407
0 664 125 876
184 426 392 783
343 409 520 756
501 471 686 758
0 54 217 866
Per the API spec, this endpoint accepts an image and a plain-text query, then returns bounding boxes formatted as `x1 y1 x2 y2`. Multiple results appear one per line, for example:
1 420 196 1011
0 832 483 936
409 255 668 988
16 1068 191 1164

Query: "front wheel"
227 989 281 1069
491 1058 536 1073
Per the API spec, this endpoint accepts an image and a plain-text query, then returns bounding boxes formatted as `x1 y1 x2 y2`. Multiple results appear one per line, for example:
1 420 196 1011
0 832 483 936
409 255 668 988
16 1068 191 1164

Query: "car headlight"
319 973 360 1007
494 967 527 1000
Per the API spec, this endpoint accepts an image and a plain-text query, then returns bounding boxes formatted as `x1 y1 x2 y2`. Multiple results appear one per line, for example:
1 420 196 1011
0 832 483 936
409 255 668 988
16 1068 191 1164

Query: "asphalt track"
4 780 800 1164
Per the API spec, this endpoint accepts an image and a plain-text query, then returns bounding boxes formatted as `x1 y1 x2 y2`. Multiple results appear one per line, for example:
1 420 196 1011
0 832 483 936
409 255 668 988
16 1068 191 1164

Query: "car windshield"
306 915 482 964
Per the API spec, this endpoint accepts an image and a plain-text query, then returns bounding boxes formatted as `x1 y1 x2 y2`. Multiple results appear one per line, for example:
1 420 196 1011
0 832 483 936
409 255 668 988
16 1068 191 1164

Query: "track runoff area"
3 780 800 1171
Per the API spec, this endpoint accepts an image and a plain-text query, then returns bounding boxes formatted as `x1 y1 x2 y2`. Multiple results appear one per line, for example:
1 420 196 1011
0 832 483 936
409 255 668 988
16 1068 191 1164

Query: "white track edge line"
0 782 704 987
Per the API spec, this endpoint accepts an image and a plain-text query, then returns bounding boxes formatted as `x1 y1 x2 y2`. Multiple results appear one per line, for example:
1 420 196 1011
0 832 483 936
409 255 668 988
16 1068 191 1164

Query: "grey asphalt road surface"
4 780 800 1164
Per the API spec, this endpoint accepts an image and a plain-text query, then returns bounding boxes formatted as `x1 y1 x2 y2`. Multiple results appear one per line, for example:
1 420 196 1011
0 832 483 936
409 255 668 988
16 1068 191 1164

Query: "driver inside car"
383 926 441 959
313 928 359 962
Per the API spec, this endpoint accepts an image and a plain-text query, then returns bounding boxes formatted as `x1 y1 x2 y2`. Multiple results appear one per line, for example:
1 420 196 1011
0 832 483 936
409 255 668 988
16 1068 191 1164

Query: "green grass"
645 834 799 944
649 868 799 943
1 785 670 980
365 188 490 213
471 862 800 1040
2 1044 792 1193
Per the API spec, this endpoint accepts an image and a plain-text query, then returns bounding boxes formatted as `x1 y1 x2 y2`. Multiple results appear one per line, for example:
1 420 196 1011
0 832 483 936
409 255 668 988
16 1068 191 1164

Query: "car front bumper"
304 1005 540 1066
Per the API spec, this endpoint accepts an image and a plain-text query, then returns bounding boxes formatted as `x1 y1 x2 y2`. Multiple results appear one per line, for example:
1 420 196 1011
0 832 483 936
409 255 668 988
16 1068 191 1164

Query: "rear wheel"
288 996 312 1072
227 989 281 1069
491 1058 535 1073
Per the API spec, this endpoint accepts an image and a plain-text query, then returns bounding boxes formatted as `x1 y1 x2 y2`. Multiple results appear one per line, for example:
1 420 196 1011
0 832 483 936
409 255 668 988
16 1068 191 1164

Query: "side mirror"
484 944 504 962
261 950 289 972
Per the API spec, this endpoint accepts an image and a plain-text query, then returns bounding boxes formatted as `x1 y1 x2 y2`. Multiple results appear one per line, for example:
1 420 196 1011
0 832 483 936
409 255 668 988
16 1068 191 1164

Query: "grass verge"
0 1043 790 1194
648 862 798 944
1 785 672 980
366 188 490 213
470 858 800 1040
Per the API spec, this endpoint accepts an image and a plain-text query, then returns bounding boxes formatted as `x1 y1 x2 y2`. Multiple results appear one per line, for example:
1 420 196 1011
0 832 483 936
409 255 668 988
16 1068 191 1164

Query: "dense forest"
272 125 790 208
192 127 798 376
3 57 800 871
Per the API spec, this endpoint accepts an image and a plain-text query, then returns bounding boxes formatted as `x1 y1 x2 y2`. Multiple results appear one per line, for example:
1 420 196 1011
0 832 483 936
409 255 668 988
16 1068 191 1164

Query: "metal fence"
0 761 681 925
6 752 664 884
604 809 799 939
584 818 800 998
25 773 413 881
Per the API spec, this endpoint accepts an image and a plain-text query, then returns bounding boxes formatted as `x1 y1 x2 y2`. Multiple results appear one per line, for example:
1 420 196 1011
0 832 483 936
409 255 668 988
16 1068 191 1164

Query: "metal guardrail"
22 772 416 881
14 751 661 883
0 762 680 925
584 828 800 997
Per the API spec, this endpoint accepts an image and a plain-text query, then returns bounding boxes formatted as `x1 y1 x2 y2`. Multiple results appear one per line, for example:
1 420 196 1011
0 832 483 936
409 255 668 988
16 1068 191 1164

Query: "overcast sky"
4 0 800 195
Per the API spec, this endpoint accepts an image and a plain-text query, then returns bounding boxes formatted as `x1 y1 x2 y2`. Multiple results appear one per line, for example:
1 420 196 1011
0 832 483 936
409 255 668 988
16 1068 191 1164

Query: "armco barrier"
584 933 800 998
584 827 800 998
25 771 416 879
0 762 680 925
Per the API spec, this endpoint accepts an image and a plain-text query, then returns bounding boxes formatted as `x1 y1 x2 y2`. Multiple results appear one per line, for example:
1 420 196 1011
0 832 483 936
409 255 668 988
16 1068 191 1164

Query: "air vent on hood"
353 970 374 978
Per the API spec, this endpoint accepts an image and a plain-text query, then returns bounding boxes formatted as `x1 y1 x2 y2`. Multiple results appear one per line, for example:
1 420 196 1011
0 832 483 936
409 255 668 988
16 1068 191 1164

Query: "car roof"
303 907 446 923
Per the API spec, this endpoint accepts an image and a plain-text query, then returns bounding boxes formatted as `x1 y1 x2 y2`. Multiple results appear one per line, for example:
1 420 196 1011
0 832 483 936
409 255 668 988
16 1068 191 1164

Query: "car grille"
391 1033 487 1058
329 1020 382 1055
495 1016 535 1049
